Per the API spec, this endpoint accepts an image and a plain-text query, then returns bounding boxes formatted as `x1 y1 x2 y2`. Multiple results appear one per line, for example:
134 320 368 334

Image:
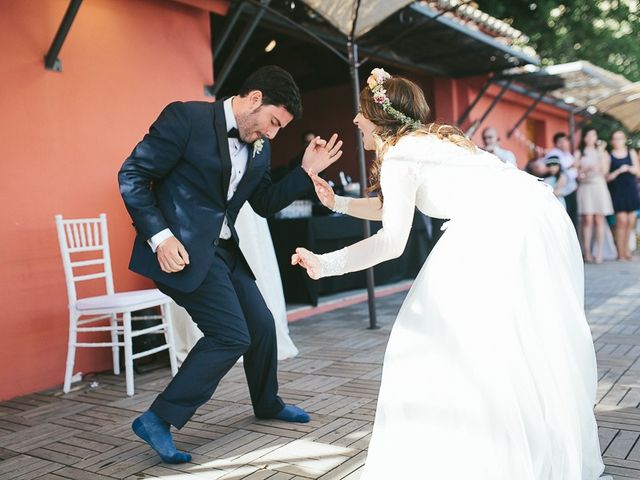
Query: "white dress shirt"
148 97 249 251
492 145 518 168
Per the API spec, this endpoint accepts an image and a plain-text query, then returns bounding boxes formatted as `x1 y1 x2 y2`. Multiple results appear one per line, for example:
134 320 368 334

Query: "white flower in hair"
369 68 391 88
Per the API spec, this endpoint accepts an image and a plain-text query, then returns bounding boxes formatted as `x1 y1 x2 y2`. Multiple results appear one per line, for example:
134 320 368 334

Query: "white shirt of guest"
148 97 249 251
492 145 518 168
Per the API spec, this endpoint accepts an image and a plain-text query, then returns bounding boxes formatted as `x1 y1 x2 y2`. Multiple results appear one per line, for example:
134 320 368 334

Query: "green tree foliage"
479 1 639 82
480 1 640 141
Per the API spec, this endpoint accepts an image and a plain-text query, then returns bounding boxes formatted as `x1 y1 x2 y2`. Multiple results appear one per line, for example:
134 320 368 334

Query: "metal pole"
213 1 247 61
569 108 576 151
468 79 512 137
44 0 83 71
456 76 493 127
206 0 271 98
507 90 545 138
348 41 378 330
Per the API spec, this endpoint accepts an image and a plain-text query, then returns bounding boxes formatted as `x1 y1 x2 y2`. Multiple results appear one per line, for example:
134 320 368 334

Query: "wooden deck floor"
1 259 640 479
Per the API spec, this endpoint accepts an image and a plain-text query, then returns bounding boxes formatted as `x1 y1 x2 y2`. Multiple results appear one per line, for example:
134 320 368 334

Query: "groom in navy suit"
119 66 342 463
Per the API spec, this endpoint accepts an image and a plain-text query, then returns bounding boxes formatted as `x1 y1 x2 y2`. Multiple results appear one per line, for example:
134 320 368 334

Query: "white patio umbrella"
301 0 414 39
595 82 640 132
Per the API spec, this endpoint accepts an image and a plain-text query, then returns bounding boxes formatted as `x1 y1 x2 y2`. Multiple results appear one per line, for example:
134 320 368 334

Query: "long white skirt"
361 188 606 479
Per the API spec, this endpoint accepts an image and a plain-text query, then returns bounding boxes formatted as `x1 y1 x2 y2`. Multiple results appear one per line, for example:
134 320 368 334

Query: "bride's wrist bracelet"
331 195 350 214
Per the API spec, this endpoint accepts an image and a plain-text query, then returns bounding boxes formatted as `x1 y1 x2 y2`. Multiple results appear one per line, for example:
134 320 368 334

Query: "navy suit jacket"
118 100 312 293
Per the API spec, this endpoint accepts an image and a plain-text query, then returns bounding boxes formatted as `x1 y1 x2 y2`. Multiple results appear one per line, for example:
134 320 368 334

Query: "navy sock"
273 405 310 423
132 410 192 464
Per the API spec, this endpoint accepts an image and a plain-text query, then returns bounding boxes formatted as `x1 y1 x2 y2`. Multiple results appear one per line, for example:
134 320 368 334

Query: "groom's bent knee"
198 326 252 354
247 316 276 344
211 333 251 352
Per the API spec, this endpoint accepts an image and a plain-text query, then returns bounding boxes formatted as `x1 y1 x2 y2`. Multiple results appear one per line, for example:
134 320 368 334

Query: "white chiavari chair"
55 213 178 396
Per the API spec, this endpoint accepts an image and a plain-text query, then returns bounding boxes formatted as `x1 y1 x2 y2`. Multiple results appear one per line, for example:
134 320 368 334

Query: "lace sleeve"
331 195 351 214
315 157 418 278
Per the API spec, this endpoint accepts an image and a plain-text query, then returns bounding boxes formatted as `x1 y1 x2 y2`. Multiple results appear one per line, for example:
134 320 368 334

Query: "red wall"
437 77 571 168
0 0 218 400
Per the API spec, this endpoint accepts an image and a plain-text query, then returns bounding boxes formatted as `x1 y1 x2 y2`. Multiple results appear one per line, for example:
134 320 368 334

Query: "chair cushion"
75 289 170 312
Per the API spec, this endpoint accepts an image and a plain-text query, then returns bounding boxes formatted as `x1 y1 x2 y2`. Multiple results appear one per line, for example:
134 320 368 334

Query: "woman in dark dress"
607 130 640 261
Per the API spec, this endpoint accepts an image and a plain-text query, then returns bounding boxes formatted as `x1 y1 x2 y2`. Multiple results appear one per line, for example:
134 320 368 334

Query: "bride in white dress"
293 69 607 479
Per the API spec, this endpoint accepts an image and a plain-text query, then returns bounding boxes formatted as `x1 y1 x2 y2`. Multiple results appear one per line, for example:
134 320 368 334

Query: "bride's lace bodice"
317 134 539 278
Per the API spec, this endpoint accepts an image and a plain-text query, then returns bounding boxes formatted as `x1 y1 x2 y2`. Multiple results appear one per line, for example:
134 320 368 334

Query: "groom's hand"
157 236 190 273
301 134 343 175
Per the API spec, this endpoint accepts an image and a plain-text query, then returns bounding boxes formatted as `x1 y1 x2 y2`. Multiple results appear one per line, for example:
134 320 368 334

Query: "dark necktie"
227 127 240 140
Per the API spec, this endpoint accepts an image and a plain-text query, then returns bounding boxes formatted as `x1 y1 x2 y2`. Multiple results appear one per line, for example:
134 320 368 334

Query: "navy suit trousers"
150 241 284 428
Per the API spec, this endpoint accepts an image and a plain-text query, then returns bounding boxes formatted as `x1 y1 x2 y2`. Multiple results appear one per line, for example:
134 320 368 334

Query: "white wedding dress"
316 134 606 479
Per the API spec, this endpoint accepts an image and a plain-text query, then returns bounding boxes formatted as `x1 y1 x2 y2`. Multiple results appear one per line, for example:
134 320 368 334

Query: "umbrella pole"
569 108 576 150
348 40 378 330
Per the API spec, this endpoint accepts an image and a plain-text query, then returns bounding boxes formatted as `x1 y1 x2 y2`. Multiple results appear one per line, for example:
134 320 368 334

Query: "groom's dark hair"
239 65 303 120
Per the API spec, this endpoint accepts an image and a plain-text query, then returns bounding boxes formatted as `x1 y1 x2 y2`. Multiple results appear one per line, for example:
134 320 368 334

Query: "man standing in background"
482 126 518 168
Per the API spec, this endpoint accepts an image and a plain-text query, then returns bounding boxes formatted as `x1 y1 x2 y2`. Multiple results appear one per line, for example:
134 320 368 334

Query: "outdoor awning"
595 82 640 132
239 0 539 77
502 61 630 109
353 2 539 76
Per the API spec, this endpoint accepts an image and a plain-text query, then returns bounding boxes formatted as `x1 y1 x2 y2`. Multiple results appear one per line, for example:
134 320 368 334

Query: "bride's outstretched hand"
310 171 335 210
291 247 321 280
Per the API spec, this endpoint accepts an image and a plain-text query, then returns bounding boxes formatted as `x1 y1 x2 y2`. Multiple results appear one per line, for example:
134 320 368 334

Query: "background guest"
607 130 640 261
481 126 517 167
545 132 579 229
543 155 567 208
525 155 549 177
575 128 614 263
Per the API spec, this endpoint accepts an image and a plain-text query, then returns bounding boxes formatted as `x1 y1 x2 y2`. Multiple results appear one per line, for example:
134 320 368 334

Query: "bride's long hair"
360 77 475 201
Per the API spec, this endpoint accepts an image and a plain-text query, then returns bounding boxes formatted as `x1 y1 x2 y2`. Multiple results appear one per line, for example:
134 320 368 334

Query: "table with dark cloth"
268 212 435 306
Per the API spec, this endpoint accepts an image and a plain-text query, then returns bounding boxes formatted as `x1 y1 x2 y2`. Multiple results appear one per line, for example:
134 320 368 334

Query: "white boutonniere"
252 139 264 158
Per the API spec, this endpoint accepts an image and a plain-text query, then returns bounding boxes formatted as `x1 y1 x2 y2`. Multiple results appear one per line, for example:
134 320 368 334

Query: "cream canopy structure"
595 82 640 133
485 60 634 145
500 61 630 111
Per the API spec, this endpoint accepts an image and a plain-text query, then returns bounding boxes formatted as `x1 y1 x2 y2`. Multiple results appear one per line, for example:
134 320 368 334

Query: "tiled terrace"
1 259 640 479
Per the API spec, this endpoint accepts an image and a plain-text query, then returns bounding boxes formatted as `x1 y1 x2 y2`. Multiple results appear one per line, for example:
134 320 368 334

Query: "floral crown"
366 68 422 129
